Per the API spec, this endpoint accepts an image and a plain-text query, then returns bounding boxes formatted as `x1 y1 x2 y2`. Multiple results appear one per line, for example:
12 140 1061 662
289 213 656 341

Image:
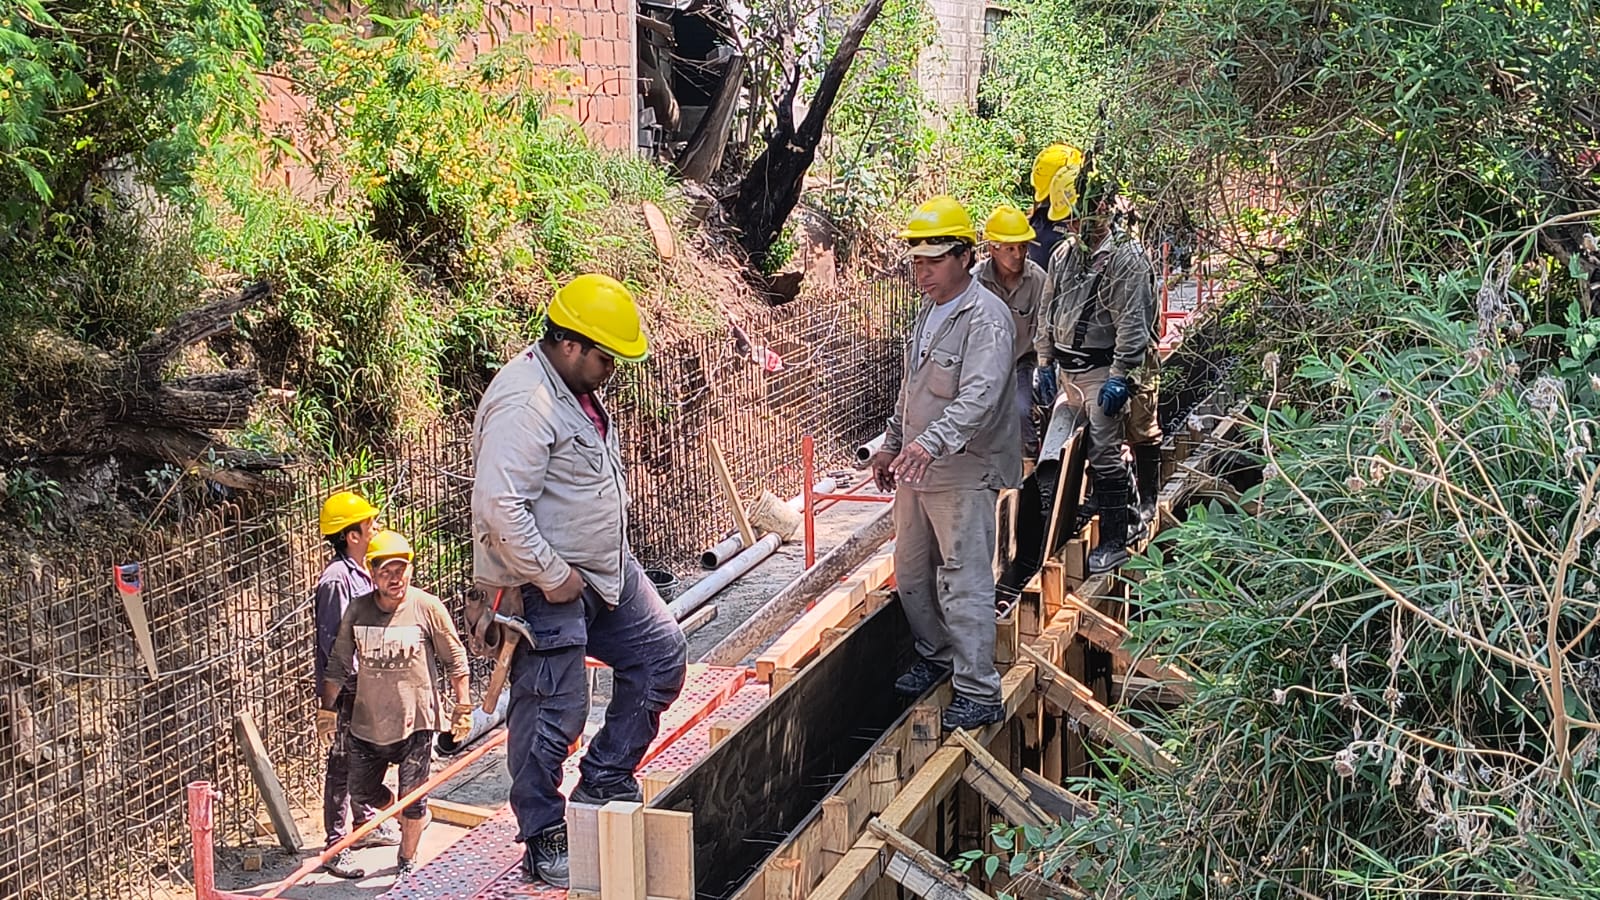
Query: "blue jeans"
506 557 687 841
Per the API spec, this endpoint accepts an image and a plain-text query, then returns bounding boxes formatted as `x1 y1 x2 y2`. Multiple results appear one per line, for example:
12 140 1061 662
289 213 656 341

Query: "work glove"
1098 375 1132 416
1032 363 1058 408
316 707 338 742
451 702 476 743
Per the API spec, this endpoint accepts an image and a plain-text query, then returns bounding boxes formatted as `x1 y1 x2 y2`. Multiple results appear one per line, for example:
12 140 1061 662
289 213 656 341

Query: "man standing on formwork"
868 196 1021 732
312 490 399 881
1034 159 1159 574
469 273 687 888
319 530 474 880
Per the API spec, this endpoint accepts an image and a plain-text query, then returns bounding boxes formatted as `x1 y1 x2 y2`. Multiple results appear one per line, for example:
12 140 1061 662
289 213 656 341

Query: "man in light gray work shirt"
867 195 1020 731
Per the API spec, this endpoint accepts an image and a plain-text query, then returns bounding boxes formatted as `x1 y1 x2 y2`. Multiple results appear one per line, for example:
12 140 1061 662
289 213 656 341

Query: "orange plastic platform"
381 664 756 900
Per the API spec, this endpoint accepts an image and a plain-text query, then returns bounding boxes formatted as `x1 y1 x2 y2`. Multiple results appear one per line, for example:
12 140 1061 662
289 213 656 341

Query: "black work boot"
522 824 570 887
894 659 952 697
1087 475 1132 574
941 694 1004 730
1133 443 1162 531
571 776 643 805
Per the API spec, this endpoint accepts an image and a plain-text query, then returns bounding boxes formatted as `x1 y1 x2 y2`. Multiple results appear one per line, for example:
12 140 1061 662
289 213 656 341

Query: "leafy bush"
990 265 1600 895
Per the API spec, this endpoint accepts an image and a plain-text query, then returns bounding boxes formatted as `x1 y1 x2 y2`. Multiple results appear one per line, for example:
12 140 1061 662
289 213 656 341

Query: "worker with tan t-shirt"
320 530 473 881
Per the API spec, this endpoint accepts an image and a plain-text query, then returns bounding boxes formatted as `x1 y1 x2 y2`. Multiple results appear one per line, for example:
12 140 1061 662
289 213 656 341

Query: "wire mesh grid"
0 276 917 900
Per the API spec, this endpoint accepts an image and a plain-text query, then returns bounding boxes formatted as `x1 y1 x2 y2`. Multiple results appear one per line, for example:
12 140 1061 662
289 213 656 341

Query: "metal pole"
803 434 817 569
1160 241 1170 340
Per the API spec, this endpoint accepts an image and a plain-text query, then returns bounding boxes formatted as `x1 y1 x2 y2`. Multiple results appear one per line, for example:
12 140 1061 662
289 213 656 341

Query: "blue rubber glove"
1098 375 1132 415
1032 364 1058 408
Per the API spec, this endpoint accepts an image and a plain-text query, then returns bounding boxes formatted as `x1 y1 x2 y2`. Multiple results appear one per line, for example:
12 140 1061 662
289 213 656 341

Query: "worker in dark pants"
312 490 398 880
469 273 688 888
1034 165 1157 574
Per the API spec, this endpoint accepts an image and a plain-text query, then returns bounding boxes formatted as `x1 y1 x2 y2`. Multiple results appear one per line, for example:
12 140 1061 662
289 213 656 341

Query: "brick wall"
920 0 987 110
257 0 638 197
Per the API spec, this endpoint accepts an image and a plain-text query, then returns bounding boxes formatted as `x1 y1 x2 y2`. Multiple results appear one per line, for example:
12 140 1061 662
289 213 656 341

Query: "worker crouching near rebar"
468 274 688 888
867 196 1021 732
318 530 474 880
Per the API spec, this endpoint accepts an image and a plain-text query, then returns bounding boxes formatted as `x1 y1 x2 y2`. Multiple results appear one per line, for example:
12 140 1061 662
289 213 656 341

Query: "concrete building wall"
919 0 988 110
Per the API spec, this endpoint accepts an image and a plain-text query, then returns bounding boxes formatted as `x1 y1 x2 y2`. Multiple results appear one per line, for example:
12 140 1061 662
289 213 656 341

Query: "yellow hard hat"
547 274 649 363
1031 143 1085 203
1047 160 1085 222
983 204 1036 244
898 196 978 253
366 529 414 568
320 491 379 537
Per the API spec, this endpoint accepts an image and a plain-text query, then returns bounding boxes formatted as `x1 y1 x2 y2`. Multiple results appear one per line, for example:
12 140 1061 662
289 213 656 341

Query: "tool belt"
1055 346 1114 373
465 582 526 659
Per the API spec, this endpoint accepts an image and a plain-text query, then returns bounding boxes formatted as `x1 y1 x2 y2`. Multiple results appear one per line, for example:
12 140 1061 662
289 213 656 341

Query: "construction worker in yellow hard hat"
319 527 472 879
866 195 1019 732
975 205 1048 457
1035 163 1161 576
312 490 397 879
1026 143 1086 270
470 272 685 887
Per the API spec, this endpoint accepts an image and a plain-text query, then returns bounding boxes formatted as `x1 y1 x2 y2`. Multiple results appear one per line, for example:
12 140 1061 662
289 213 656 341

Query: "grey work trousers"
1039 365 1124 477
893 487 1003 705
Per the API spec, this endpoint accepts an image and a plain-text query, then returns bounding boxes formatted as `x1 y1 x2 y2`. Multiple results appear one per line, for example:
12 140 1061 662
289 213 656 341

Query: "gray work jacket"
1036 230 1156 379
883 279 1021 493
471 344 630 604
973 256 1048 365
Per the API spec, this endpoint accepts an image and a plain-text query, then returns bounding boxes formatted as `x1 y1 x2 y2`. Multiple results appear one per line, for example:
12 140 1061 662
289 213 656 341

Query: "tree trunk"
728 0 889 267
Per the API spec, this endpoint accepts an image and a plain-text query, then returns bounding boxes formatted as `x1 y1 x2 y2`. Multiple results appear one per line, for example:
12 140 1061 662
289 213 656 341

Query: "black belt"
1056 347 1113 372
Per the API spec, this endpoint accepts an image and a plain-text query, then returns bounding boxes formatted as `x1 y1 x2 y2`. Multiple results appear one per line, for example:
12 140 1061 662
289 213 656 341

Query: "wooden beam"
644 808 695 900
1062 593 1195 699
870 819 993 900
1113 673 1189 707
568 801 604 894
755 545 895 682
763 857 802 900
600 801 648 900
427 798 497 827
232 712 303 851
949 729 1052 829
1017 769 1096 821
709 438 756 548
1019 645 1179 773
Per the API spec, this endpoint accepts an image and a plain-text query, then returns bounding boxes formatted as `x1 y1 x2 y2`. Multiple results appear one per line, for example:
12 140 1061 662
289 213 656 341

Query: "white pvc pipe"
698 478 837 568
855 433 886 466
674 532 783 619
435 689 510 755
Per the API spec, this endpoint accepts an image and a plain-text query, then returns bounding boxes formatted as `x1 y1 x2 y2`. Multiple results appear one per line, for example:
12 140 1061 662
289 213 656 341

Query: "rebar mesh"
0 277 916 900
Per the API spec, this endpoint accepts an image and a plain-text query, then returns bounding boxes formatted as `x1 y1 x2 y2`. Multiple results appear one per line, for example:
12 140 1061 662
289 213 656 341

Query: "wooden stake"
710 439 756 548
949 729 1053 829
643 808 696 900
599 801 648 900
1019 644 1180 772
567 801 604 894
233 712 303 851
868 818 993 900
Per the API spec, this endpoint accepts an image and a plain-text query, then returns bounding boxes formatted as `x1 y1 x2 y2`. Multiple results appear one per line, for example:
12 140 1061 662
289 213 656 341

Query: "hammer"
481 612 535 714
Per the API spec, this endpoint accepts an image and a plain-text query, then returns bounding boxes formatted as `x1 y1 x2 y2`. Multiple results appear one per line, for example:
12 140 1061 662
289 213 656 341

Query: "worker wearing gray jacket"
1034 176 1157 575
470 274 687 888
868 196 1021 732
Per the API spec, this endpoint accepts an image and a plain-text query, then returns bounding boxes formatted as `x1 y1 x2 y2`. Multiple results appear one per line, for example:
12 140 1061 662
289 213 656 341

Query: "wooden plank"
994 603 1018 666
870 819 993 900
641 771 678 804
908 705 942 769
770 667 798 693
755 545 896 682
1020 644 1179 773
643 808 695 900
600 801 647 900
427 798 496 827
568 801 604 894
232 712 303 851
869 748 902 813
949 729 1052 829
1063 593 1195 699
1113 673 1190 707
1017 768 1096 822
709 438 755 549
709 719 738 748
763 857 802 900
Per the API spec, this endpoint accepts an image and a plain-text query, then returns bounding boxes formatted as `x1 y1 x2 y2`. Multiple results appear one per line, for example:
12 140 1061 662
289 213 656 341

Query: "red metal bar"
802 434 817 569
1159 241 1170 339
188 782 256 900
